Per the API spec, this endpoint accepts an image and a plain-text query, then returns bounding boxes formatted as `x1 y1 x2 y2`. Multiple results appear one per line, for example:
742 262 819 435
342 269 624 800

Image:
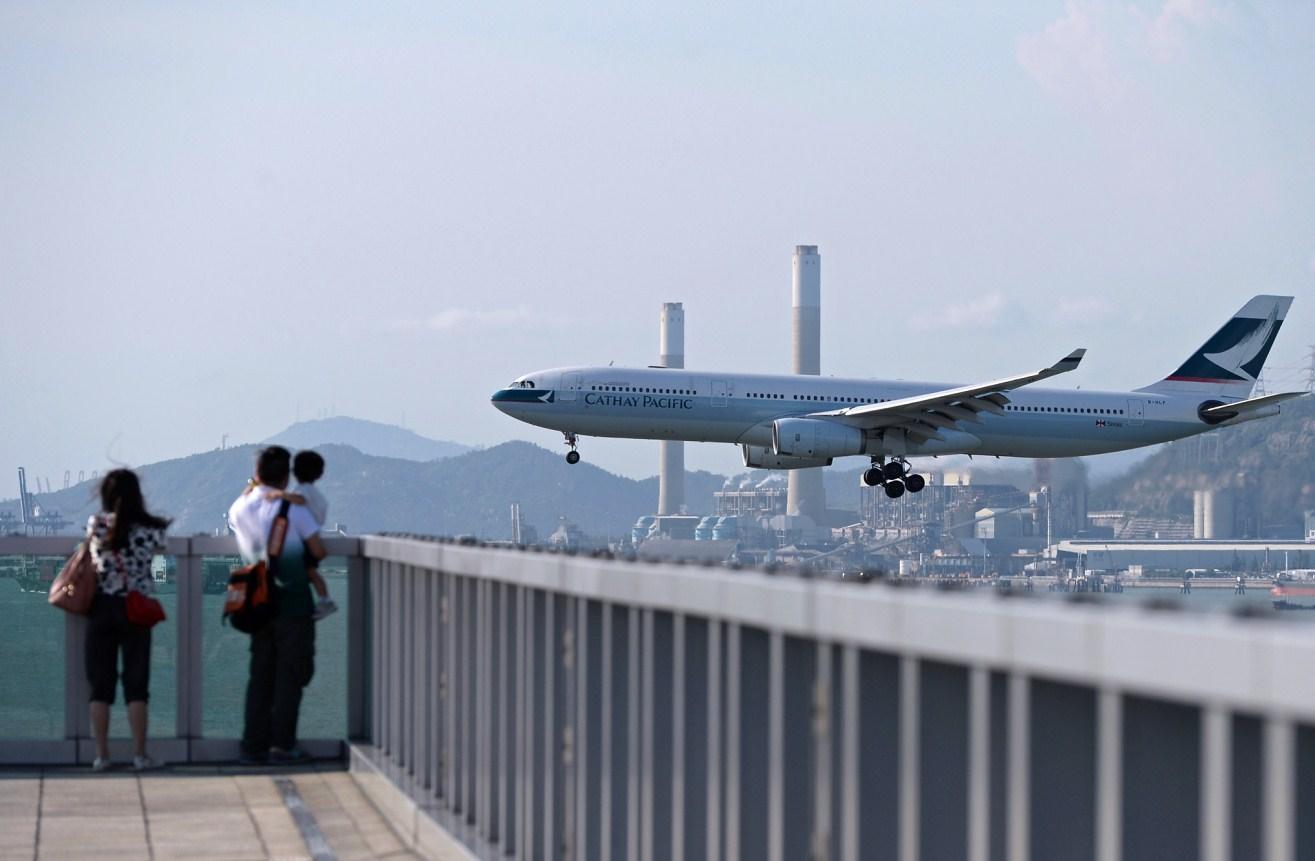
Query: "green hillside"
1091 393 1315 534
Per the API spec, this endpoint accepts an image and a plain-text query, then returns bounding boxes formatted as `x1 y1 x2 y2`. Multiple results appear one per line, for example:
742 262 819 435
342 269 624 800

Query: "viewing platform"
2 534 1315 860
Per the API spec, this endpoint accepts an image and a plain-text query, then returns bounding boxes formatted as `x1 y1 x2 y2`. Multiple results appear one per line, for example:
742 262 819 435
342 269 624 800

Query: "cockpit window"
508 380 535 389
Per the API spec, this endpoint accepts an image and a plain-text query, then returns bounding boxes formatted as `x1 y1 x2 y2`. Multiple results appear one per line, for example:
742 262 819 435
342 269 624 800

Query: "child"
248 450 337 620
289 450 337 620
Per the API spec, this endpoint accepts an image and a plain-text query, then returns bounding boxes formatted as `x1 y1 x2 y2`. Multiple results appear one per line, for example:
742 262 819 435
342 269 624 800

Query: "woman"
85 469 169 771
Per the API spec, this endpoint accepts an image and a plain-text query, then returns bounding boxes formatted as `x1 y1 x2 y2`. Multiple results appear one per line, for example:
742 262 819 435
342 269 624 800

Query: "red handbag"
126 590 167 628
49 542 96 615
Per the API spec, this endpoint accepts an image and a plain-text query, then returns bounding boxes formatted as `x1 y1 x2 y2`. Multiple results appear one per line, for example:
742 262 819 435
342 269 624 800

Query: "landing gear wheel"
882 461 906 481
905 474 926 493
884 480 906 499
863 467 883 487
565 450 581 465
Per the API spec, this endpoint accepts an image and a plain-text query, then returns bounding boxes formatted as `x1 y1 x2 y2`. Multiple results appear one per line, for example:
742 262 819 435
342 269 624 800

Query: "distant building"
1307 510 1315 542
976 508 1024 539
1055 539 1315 573
714 473 788 518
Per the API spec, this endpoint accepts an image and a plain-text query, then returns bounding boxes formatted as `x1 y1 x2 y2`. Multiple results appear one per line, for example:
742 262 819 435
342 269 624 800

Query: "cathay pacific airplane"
492 295 1305 498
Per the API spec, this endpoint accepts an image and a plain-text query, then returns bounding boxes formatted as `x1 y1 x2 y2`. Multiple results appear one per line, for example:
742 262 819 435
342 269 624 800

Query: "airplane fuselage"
492 365 1228 460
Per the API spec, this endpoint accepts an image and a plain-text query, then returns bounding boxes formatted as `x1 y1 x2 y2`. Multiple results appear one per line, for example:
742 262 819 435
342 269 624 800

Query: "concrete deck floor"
0 765 426 860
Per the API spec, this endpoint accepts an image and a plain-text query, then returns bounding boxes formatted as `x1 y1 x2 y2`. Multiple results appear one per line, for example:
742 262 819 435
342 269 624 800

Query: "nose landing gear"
564 433 581 464
862 458 925 496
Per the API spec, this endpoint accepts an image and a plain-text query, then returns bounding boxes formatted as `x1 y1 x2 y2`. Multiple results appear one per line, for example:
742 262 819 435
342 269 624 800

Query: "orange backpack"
222 499 290 633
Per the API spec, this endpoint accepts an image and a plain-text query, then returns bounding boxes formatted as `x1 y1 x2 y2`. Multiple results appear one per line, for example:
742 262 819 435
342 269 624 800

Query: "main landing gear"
862 458 926 499
564 433 581 465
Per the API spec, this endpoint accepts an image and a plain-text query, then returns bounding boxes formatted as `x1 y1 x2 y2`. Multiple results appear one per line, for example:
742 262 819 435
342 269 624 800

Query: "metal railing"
6 532 1315 860
361 535 1315 861
0 535 367 764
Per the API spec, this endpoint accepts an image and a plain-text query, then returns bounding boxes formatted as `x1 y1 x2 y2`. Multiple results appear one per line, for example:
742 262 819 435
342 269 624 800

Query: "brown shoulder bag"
49 541 97 615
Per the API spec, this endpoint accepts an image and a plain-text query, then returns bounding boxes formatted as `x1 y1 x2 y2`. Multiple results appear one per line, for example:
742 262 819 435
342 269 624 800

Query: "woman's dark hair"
100 469 170 550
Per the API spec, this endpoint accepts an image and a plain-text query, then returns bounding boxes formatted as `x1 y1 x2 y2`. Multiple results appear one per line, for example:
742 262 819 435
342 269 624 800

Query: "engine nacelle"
742 445 832 470
772 417 866 459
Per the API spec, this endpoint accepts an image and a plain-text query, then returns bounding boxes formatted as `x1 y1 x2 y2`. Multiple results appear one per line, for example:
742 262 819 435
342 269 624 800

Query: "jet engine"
771 417 866 459
742 445 832 470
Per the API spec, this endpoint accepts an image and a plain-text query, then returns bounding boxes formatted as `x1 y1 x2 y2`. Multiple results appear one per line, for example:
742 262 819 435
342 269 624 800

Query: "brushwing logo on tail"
1168 310 1283 383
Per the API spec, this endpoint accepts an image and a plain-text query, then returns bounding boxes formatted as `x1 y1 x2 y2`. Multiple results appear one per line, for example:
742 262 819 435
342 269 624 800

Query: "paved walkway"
0 766 426 860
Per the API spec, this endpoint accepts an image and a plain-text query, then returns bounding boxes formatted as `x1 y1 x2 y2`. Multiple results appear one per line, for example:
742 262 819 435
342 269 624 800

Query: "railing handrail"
360 535 1315 720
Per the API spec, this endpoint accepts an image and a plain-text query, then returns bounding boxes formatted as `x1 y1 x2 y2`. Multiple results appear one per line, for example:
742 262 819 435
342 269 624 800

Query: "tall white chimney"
787 246 827 521
658 302 685 515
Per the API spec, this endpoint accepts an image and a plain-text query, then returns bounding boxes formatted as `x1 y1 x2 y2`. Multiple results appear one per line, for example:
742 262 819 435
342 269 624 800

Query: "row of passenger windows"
1007 405 1124 415
748 392 890 403
591 385 696 395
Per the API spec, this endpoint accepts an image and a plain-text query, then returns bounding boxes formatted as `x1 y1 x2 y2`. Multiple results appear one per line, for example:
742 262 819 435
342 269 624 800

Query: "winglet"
1046 348 1086 376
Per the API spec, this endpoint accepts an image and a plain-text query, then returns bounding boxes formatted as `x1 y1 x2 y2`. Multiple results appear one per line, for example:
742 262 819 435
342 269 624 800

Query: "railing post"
707 620 722 861
176 541 204 752
1008 673 1031 861
898 655 920 861
1200 705 1231 861
1096 688 1123 861
724 622 740 861
640 607 655 861
672 613 686 861
840 646 859 861
370 557 383 749
346 550 369 742
768 631 784 861
1263 717 1295 861
63 607 89 758
968 666 990 861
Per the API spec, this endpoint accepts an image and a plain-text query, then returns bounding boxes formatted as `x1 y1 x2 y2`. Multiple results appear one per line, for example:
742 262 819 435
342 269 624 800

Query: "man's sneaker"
92 757 111 772
132 755 155 772
312 599 338 621
269 747 311 765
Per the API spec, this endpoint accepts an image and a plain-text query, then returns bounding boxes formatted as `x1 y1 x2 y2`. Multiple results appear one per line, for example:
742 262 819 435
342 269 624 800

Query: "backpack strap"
267 498 292 562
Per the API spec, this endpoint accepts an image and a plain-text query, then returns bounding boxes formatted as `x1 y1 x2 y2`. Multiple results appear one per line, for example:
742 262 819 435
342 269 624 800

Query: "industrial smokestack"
787 246 827 521
658 302 685 515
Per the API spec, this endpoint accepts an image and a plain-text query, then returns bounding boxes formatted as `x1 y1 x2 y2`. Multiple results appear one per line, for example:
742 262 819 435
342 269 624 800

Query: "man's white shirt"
228 487 319 564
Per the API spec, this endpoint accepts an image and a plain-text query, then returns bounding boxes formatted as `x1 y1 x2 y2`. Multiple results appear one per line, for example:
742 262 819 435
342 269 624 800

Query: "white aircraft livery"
492 295 1305 497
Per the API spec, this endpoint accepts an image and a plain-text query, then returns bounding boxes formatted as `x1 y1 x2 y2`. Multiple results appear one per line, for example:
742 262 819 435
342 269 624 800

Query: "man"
228 445 326 764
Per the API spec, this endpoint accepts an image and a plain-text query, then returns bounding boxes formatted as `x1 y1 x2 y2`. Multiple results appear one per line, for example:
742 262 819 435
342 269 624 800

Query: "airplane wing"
1200 391 1307 421
808 349 1086 443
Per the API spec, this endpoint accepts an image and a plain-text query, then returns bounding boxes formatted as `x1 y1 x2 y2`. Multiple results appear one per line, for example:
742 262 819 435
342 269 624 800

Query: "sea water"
0 560 347 741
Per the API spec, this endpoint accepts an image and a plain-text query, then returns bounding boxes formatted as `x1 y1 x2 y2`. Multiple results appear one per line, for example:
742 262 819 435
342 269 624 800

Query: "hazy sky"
3 1 1313 490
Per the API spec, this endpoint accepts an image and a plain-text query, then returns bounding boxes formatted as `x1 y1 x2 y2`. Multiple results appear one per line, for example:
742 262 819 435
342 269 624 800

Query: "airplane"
492 295 1306 498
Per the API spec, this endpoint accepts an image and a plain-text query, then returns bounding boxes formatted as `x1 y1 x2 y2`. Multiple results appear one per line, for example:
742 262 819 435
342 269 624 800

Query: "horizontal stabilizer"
1200 391 1307 421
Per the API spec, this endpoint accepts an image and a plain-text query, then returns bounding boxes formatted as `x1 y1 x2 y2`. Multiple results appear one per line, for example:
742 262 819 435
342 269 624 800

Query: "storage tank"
631 516 656 545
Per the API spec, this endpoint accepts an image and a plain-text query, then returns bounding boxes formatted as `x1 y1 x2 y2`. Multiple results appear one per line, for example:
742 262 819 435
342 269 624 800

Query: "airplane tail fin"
1136 295 1292 399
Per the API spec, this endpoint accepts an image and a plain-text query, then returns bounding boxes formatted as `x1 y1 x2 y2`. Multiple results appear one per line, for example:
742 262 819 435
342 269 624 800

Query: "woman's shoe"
132 755 154 772
92 757 111 772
